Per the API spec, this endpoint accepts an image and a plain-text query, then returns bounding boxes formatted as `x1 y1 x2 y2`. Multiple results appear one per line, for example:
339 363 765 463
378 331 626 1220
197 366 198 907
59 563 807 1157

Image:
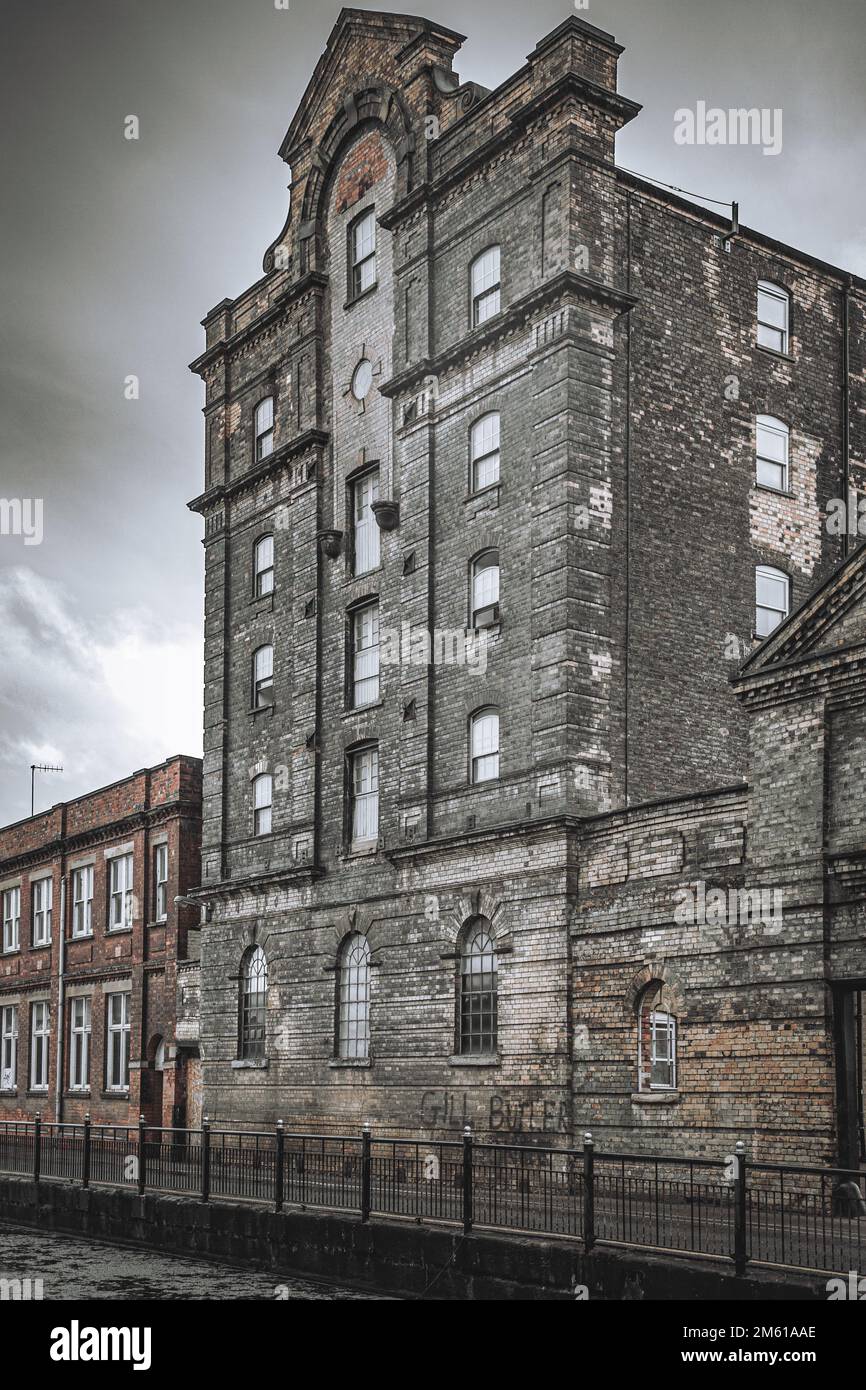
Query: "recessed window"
459 921 498 1055
352 468 380 576
30 1001 50 1091
337 933 370 1059
239 945 268 1060
638 988 677 1092
349 208 377 299
471 549 500 627
1 1006 18 1091
470 413 500 492
470 707 500 784
756 565 790 638
349 744 379 847
154 843 168 923
351 600 380 708
254 535 274 596
351 358 373 401
757 281 789 354
756 415 789 492
71 866 93 938
253 774 272 836
69 996 91 1091
254 396 275 461
470 246 501 327
31 877 52 947
252 644 274 708
2 887 20 953
108 853 133 931
106 992 130 1092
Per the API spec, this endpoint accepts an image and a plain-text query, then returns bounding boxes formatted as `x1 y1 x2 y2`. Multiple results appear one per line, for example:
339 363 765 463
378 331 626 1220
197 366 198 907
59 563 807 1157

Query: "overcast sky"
0 0 864 825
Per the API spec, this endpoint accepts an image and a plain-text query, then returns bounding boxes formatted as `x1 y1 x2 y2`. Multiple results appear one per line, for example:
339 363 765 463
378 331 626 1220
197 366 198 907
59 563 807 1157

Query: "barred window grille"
338 934 370 1059
460 924 498 1055
240 945 268 1060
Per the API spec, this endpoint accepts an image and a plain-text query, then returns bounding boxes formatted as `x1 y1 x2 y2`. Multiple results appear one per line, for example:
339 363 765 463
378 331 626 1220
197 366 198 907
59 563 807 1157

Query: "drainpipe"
842 277 852 558
55 873 66 1122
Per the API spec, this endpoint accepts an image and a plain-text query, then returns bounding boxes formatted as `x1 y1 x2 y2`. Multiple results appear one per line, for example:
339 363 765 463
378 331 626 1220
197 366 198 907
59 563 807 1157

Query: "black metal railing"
1 1117 864 1277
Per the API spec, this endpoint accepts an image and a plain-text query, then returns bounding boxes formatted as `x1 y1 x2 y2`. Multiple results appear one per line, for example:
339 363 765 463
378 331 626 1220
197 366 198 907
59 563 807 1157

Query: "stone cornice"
188 272 328 377
0 800 201 880
187 430 329 515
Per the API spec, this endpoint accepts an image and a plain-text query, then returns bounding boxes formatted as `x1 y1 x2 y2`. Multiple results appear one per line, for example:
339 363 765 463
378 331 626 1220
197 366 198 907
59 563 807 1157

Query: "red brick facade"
0 756 201 1128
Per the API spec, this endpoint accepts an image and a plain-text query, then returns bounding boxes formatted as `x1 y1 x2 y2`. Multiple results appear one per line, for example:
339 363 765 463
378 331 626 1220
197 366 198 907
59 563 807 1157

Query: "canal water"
0 1221 391 1299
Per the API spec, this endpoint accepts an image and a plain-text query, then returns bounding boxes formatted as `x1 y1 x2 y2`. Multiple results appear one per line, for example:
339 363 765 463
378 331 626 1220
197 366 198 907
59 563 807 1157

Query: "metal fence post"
360 1121 371 1221
275 1119 285 1214
583 1132 595 1253
201 1115 211 1203
137 1114 146 1197
33 1113 41 1185
462 1124 474 1235
733 1139 747 1275
82 1113 91 1189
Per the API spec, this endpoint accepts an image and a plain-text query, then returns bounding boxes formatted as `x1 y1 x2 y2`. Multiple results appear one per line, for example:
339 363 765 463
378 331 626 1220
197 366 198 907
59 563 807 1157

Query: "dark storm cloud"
0 0 863 822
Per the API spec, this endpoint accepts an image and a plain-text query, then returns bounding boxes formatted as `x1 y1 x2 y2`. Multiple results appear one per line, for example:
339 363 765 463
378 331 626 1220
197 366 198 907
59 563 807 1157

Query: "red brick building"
0 756 202 1129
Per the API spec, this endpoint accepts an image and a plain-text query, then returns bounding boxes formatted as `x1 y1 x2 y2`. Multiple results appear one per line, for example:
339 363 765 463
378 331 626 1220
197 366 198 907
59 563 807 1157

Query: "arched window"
755 565 789 638
254 535 274 596
239 945 268 1060
459 920 498 1055
470 707 500 784
757 281 789 354
252 773 272 836
252 644 274 708
470 549 500 627
756 416 789 492
637 985 677 1092
470 246 501 326
337 934 370 1059
470 412 500 492
254 396 274 461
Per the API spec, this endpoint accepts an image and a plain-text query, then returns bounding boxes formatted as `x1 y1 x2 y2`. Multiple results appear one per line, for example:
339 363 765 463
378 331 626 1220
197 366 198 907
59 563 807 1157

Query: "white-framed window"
470 412 500 492
638 994 677 1092
31 876 52 947
460 921 498 1055
337 933 370 1059
239 945 268 1060
1 1006 18 1091
350 745 379 847
757 281 790 354
2 887 20 953
106 992 130 1092
252 644 274 708
349 208 377 299
71 865 93 938
756 415 789 492
470 707 500 784
154 843 168 923
470 246 501 326
756 565 790 638
253 774 272 836
254 396 274 461
351 601 380 708
254 534 274 596
108 853 134 931
352 469 380 576
69 996 91 1091
471 549 500 626
30 1001 50 1091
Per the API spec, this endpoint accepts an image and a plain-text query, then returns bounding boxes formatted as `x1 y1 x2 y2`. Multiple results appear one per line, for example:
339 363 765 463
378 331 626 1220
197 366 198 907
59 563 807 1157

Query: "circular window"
351 358 373 401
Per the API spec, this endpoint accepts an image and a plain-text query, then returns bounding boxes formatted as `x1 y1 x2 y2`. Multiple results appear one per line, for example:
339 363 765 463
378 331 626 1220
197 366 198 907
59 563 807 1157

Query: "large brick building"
186 9 866 1161
0 757 202 1129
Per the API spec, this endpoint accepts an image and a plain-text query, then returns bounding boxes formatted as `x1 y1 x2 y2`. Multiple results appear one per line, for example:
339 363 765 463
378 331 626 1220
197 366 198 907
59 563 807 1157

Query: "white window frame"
470 412 500 493
106 991 130 1092
471 708 500 784
471 550 500 626
71 865 93 938
638 1008 677 1092
30 1001 50 1091
756 415 789 492
253 644 274 709
31 876 52 947
352 468 380 576
350 208 377 299
154 843 168 923
254 534 274 596
1 1005 17 1091
756 564 790 638
69 996 91 1092
351 601 380 709
470 246 501 326
757 281 789 355
350 745 379 848
337 934 371 1060
108 853 134 931
254 396 274 461
2 887 20 953
253 774 273 837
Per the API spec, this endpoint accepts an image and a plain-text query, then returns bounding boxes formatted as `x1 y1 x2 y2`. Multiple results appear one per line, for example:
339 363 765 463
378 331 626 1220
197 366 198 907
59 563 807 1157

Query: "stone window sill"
248 704 275 718
755 344 794 363
343 283 379 312
64 1090 91 1099
329 1057 372 1070
631 1090 680 1105
231 1058 269 1070
753 483 795 499
449 1053 501 1068
0 1089 17 1097
106 927 133 936
100 1090 130 1101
